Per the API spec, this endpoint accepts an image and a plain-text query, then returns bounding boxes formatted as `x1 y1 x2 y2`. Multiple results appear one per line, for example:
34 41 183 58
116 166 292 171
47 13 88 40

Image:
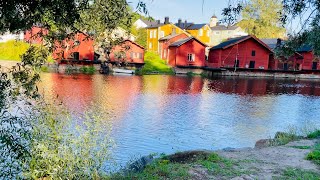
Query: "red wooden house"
297 45 319 70
24 26 48 44
207 35 272 70
168 37 207 67
159 33 188 60
52 33 94 62
109 39 144 64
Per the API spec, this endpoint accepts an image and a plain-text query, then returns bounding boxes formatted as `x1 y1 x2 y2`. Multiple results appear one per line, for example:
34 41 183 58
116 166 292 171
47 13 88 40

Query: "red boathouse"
159 33 189 61
168 37 207 67
109 39 145 64
207 35 273 70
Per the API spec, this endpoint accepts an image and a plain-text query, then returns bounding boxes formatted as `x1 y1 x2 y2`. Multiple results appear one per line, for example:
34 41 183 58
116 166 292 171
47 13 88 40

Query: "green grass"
136 51 174 75
0 40 30 61
111 152 248 179
306 143 320 165
274 168 320 180
307 130 320 139
290 146 311 149
79 66 96 74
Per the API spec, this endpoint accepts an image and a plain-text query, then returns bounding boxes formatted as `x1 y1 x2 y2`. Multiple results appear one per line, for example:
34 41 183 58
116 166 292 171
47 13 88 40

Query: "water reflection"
38 74 320 167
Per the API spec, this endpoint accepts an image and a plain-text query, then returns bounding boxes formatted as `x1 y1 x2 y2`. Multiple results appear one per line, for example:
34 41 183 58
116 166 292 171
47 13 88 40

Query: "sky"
128 0 306 34
129 0 230 24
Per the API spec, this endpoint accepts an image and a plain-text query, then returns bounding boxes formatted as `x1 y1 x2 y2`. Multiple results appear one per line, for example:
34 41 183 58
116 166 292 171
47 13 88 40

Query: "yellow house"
185 24 211 45
146 17 185 53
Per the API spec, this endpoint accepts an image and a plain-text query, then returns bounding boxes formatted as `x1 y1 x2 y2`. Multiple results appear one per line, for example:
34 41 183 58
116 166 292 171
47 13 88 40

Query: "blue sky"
129 0 230 24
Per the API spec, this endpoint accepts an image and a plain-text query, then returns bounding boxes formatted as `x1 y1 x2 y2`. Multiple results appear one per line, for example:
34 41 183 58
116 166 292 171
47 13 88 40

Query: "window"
138 53 142 59
251 50 256 56
164 50 167 58
206 31 210 37
187 54 195 62
215 31 220 35
160 31 165 38
153 30 157 38
199 29 203 36
149 43 152 49
150 30 153 38
130 52 133 58
228 31 232 34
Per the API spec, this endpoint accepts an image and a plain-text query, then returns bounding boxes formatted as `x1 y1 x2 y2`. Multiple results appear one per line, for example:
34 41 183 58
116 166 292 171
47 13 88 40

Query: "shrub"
0 40 30 61
307 130 320 139
79 66 96 74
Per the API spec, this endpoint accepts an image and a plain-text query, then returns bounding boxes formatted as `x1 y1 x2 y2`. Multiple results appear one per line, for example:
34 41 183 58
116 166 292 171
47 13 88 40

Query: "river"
38 73 320 168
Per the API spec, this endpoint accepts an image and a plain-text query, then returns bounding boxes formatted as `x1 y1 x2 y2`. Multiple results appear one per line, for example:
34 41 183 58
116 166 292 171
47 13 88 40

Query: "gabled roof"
139 19 157 27
159 34 181 41
296 44 312 52
211 25 238 31
210 35 272 52
122 39 145 49
146 23 164 28
260 38 279 49
169 37 207 47
186 24 207 30
174 22 193 29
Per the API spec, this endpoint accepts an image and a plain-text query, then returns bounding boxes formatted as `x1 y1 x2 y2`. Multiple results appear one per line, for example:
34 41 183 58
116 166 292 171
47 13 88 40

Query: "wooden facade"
109 40 145 64
168 37 207 67
207 35 272 70
159 33 188 61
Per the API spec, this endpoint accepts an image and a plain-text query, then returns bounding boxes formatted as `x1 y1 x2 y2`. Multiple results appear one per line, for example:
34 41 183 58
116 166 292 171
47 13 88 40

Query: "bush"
307 130 320 139
79 66 96 74
137 51 174 75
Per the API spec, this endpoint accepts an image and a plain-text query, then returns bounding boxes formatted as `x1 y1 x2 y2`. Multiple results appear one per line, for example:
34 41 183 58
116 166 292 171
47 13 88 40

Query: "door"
249 61 255 69
312 62 318 70
283 63 288 71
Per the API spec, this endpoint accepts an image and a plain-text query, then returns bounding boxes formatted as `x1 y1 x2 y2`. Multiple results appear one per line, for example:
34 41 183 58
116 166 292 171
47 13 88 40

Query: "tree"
237 0 286 38
0 0 148 178
131 26 147 48
220 0 320 56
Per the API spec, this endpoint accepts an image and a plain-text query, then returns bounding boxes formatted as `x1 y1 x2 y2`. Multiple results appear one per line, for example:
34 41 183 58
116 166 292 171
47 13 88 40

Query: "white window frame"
199 29 203 36
150 30 153 38
149 42 152 49
160 31 165 38
206 30 210 37
187 53 195 62
153 30 157 38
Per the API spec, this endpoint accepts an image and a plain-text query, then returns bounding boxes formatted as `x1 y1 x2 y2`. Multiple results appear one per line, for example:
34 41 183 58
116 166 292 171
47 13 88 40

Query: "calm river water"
39 73 320 167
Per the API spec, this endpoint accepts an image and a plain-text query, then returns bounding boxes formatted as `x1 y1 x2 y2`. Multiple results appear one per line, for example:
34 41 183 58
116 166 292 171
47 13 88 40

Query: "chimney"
276 38 282 46
164 17 169 24
157 20 160 24
184 20 187 28
178 19 182 27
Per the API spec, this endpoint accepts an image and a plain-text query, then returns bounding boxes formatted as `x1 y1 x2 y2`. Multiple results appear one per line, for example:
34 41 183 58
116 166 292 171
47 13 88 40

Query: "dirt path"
213 139 319 179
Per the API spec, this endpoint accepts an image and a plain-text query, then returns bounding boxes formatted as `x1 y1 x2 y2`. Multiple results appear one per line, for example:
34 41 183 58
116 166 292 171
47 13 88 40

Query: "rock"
124 155 154 174
231 175 255 180
255 139 271 149
188 165 210 180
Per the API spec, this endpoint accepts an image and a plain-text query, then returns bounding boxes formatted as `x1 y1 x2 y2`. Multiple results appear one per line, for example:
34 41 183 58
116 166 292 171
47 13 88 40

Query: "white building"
0 31 24 43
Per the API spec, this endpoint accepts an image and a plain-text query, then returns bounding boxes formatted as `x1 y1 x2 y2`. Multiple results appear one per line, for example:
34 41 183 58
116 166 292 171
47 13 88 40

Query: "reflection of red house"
159 33 188 61
208 35 272 70
53 33 94 61
168 37 207 67
24 26 48 44
109 40 144 64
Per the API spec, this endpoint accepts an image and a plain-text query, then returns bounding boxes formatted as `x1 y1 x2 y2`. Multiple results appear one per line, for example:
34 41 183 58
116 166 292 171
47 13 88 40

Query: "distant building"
168 37 207 67
146 17 186 53
208 35 272 70
133 18 157 29
209 16 247 46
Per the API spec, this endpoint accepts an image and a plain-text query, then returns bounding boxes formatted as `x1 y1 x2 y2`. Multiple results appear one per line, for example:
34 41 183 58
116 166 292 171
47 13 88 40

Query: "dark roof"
261 38 280 49
140 19 157 27
211 25 238 31
169 37 193 47
159 34 180 41
146 23 164 28
296 44 312 52
210 35 272 52
174 22 193 29
186 24 207 30
169 37 207 47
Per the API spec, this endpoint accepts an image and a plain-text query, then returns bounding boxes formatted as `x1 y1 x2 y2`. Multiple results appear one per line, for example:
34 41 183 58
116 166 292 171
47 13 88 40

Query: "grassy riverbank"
112 129 320 179
136 51 174 75
0 40 30 61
